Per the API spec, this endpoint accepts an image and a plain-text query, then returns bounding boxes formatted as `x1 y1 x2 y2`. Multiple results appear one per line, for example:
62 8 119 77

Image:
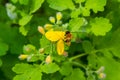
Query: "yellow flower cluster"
38 12 66 55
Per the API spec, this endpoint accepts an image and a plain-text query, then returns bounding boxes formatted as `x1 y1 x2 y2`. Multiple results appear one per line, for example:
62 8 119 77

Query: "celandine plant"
13 12 107 80
7 0 119 80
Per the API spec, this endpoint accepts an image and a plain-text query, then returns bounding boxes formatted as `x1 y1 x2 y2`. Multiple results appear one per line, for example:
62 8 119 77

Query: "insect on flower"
64 31 72 46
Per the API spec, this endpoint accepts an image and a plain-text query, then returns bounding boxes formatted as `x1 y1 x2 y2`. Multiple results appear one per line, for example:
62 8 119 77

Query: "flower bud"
39 48 45 53
45 55 52 64
99 73 106 79
49 17 55 23
63 51 68 57
26 54 34 62
38 26 45 35
44 24 53 30
56 12 62 21
18 54 28 60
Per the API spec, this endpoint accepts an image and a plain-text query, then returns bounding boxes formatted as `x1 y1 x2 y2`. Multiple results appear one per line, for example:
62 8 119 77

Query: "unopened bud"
18 54 28 60
38 26 45 35
63 51 68 57
44 24 53 30
99 73 106 79
45 55 52 64
39 48 45 53
56 12 62 21
49 17 55 23
27 54 34 62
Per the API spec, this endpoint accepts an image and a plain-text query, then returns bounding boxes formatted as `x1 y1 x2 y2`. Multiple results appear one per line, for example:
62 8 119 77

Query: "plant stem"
69 53 88 61
50 42 54 55
70 61 86 69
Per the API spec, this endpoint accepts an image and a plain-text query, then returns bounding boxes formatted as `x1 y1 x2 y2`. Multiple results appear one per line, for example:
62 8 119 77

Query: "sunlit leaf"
69 18 84 32
47 0 75 11
64 68 86 80
90 17 112 36
30 0 44 13
41 63 60 74
19 15 33 26
85 0 107 13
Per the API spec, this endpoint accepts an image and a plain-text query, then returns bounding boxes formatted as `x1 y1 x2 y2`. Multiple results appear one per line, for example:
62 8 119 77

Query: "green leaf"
19 15 33 26
29 69 42 80
12 63 34 74
11 0 18 3
30 0 44 13
81 7 90 16
47 0 75 11
40 36 51 54
74 0 85 3
109 28 120 58
88 27 120 80
0 59 2 67
0 23 26 54
63 68 85 80
40 36 50 48
19 26 28 36
85 0 107 13
87 54 98 69
0 40 8 56
19 0 29 5
1 54 19 79
82 40 94 53
90 17 112 36
59 62 73 76
41 63 60 74
71 9 81 18
69 18 84 32
42 72 62 80
97 52 120 80
13 63 42 80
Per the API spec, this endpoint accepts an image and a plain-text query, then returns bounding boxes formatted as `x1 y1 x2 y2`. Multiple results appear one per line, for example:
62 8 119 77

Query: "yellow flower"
45 30 65 55
45 30 65 41
38 26 45 35
56 12 62 21
57 39 64 55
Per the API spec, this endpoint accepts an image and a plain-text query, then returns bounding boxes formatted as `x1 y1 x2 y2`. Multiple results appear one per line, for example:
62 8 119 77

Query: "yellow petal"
57 39 64 55
45 30 65 42
56 31 65 40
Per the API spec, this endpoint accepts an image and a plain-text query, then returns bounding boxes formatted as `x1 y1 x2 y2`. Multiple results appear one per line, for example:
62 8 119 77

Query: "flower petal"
45 30 65 42
57 39 64 55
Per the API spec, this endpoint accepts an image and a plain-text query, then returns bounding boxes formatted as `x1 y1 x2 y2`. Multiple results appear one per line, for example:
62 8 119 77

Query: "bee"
64 31 72 46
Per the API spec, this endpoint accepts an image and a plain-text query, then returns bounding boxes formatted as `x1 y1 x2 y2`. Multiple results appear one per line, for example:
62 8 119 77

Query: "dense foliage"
0 0 120 80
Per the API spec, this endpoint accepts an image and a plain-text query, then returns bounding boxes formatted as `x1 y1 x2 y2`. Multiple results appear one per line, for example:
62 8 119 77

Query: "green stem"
70 61 86 69
69 53 88 61
50 42 54 55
